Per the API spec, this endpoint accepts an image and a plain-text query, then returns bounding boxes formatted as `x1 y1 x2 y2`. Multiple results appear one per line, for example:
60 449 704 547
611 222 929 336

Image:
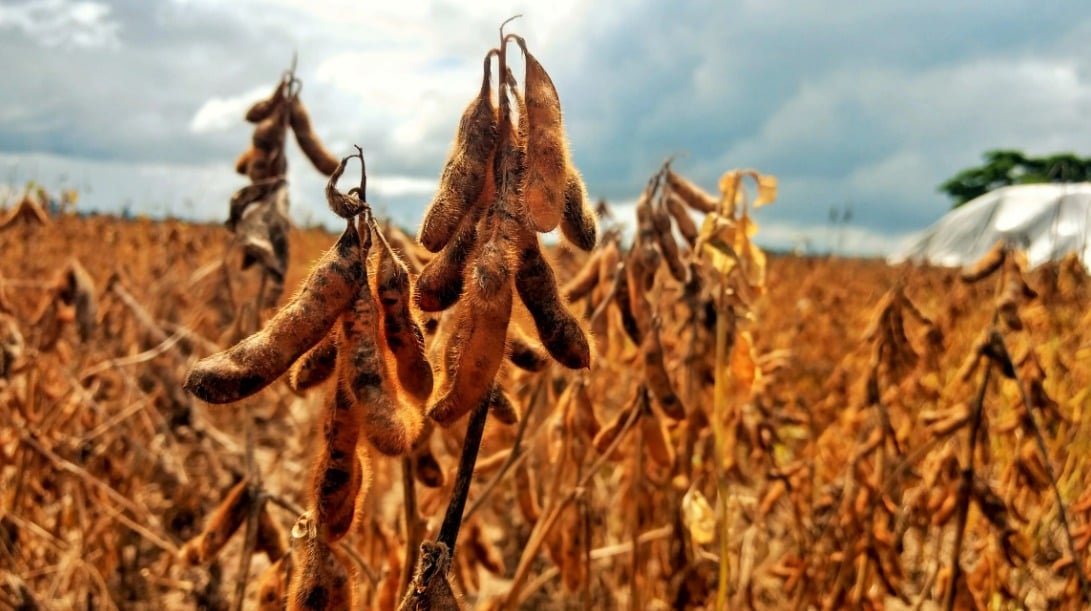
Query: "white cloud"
189 86 270 134
0 0 120 49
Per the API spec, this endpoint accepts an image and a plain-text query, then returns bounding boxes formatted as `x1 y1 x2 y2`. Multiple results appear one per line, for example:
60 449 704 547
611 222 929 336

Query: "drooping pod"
413 184 490 312
427 237 514 425
184 221 364 404
558 169 597 251
287 332 338 393
418 49 500 253
506 328 550 372
651 204 689 283
374 226 434 404
341 222 423 456
258 554 291 611
288 97 340 176
513 227 591 370
179 478 252 565
246 80 287 123
288 534 355 610
561 247 604 303
512 36 568 233
666 170 717 213
310 378 368 542
643 315 685 420
665 192 699 246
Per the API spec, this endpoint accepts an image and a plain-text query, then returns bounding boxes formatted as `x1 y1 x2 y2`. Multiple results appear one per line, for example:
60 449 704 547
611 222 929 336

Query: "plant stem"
944 358 992 611
437 400 489 554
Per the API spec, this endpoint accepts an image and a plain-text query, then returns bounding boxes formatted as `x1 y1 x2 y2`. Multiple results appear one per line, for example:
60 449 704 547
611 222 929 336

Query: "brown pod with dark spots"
183 221 364 404
514 227 591 370
651 204 689 283
246 81 287 123
666 170 717 213
414 195 486 312
288 535 354 611
428 237 514 425
341 225 423 456
559 170 597 251
252 107 288 151
397 541 461 611
665 192 699 246
561 247 604 303
507 328 549 372
513 36 568 233
288 332 338 393
310 378 367 542
179 478 252 565
643 317 685 420
288 97 340 176
418 49 500 253
374 229 433 404
258 555 291 611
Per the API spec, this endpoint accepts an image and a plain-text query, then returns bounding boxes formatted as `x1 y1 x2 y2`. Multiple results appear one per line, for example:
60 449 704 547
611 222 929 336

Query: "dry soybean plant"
226 59 340 317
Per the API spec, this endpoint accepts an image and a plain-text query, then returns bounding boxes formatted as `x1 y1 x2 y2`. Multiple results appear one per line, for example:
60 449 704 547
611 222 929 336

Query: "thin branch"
437 400 490 553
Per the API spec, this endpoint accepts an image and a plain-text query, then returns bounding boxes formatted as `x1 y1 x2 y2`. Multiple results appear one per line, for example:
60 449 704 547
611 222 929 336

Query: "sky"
2 0 1091 256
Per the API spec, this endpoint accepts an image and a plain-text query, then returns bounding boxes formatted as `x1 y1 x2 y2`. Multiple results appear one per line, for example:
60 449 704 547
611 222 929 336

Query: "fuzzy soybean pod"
666 170 717 213
514 227 591 370
287 331 338 393
506 328 549 372
257 555 291 611
341 226 424 456
665 192 699 246
179 478 252 565
651 203 689 283
643 315 685 420
374 229 434 404
288 97 340 176
559 170 597 251
413 171 491 312
418 49 500 253
513 36 568 233
288 535 354 611
311 378 368 542
561 247 604 303
246 81 287 123
184 221 364 404
612 262 644 346
428 235 514 425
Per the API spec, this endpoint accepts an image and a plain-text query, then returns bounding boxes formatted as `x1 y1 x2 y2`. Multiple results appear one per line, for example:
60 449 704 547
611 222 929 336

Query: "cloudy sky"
2 0 1090 255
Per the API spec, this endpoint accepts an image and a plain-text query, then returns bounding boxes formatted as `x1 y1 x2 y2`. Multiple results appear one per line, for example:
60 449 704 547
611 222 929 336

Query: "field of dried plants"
5 24 1091 611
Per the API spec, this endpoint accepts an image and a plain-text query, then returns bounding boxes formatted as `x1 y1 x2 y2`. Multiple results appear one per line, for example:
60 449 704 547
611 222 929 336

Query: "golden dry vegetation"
5 24 1091 611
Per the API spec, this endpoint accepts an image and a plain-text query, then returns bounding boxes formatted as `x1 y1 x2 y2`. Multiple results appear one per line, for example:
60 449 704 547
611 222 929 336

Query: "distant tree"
939 149 1091 208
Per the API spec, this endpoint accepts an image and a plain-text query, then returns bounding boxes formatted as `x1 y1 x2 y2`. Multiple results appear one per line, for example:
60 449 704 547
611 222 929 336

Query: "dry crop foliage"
6 30 1091 611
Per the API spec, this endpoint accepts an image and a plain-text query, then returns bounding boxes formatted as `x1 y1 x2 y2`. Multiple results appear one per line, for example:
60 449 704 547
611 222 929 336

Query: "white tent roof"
890 183 1091 269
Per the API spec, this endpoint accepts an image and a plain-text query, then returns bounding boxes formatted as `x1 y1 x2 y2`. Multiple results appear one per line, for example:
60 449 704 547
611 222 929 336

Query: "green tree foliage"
939 149 1091 208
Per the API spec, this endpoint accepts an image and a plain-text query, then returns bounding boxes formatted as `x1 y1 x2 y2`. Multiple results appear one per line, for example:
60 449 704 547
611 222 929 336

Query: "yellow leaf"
753 174 777 207
682 488 717 545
